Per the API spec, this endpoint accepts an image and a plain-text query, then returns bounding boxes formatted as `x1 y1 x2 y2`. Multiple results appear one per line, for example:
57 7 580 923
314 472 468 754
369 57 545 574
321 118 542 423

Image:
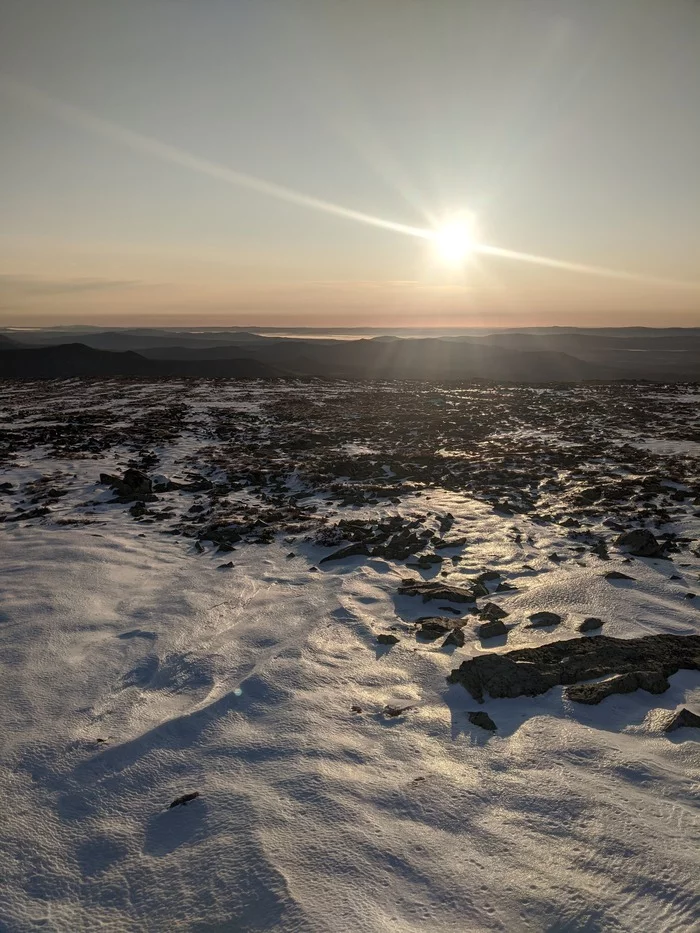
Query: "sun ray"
2 75 699 295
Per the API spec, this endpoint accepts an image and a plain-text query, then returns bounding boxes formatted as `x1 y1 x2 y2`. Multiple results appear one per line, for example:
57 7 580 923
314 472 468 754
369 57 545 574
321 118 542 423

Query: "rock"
527 611 562 628
476 571 501 583
123 468 153 495
434 536 467 550
664 707 700 732
605 570 636 581
442 628 465 648
398 579 476 605
382 705 415 718
377 633 399 645
447 633 700 703
416 619 450 640
319 542 371 564
478 619 507 639
579 617 604 632
480 602 509 621
468 711 497 732
615 528 665 558
217 561 234 569
565 670 669 704
168 792 200 809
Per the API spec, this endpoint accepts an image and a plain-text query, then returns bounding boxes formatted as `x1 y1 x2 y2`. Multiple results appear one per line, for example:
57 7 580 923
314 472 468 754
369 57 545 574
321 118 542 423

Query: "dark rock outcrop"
447 634 700 702
398 578 476 604
565 670 669 704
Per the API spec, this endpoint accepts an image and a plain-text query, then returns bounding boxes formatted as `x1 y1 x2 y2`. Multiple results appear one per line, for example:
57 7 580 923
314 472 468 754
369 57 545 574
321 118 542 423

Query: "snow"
0 380 699 931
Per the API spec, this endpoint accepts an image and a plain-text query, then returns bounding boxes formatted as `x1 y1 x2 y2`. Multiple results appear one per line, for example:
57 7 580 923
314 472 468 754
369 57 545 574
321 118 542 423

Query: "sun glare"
432 213 478 265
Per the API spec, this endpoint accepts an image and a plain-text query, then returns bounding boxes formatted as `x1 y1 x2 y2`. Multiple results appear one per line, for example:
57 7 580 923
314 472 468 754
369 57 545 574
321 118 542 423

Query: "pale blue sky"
1 0 699 326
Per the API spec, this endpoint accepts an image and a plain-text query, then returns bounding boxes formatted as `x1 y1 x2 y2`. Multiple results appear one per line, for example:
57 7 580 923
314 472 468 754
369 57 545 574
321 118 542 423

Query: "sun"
432 213 478 264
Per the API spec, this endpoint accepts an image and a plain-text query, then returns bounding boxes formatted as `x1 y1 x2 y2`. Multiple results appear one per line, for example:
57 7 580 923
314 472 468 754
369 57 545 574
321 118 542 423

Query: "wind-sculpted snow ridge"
0 379 699 932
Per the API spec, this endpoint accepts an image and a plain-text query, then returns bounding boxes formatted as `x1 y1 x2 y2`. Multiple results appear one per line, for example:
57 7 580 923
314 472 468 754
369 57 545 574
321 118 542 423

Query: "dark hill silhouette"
1 331 699 381
0 344 285 379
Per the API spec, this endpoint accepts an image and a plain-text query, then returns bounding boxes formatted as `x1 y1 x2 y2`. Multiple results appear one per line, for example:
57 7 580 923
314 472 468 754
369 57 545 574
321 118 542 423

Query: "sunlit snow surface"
0 379 699 932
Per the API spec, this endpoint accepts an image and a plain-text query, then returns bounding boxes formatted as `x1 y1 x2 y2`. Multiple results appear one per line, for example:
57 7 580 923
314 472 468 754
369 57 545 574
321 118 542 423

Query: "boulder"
615 529 665 558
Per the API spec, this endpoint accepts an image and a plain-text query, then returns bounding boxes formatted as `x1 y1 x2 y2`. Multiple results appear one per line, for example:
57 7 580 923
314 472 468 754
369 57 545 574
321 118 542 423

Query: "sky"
1 0 699 328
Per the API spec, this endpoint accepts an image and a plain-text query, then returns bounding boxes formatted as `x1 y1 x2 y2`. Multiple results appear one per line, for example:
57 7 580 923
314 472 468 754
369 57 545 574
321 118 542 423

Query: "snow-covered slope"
0 379 698 932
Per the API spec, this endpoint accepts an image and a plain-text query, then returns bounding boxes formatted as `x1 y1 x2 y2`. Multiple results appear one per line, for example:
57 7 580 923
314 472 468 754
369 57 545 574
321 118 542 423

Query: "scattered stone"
448 633 700 702
478 619 508 639
168 792 200 809
479 602 509 621
377 633 399 645
442 628 465 648
382 705 415 718
351 705 363 713
217 561 234 569
664 707 700 732
605 570 636 581
579 617 605 633
319 542 371 563
398 578 476 605
615 528 665 558
416 619 450 640
527 611 562 628
565 670 669 704
468 711 497 732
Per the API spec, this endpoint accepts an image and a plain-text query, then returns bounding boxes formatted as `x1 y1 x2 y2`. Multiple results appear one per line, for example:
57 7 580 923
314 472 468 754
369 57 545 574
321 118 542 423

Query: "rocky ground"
0 378 699 932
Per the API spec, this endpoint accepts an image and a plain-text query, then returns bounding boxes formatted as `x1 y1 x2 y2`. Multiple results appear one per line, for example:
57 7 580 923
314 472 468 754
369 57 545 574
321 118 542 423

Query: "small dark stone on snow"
664 707 700 732
579 617 604 632
168 792 200 809
605 570 636 581
382 705 415 718
527 611 562 628
351 705 363 713
377 633 399 645
398 578 476 605
478 619 507 639
217 561 234 569
480 602 509 621
442 628 465 648
468 711 497 732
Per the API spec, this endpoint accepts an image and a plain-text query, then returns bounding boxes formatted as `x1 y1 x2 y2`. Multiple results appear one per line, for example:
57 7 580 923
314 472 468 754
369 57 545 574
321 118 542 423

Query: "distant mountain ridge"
1 328 699 381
